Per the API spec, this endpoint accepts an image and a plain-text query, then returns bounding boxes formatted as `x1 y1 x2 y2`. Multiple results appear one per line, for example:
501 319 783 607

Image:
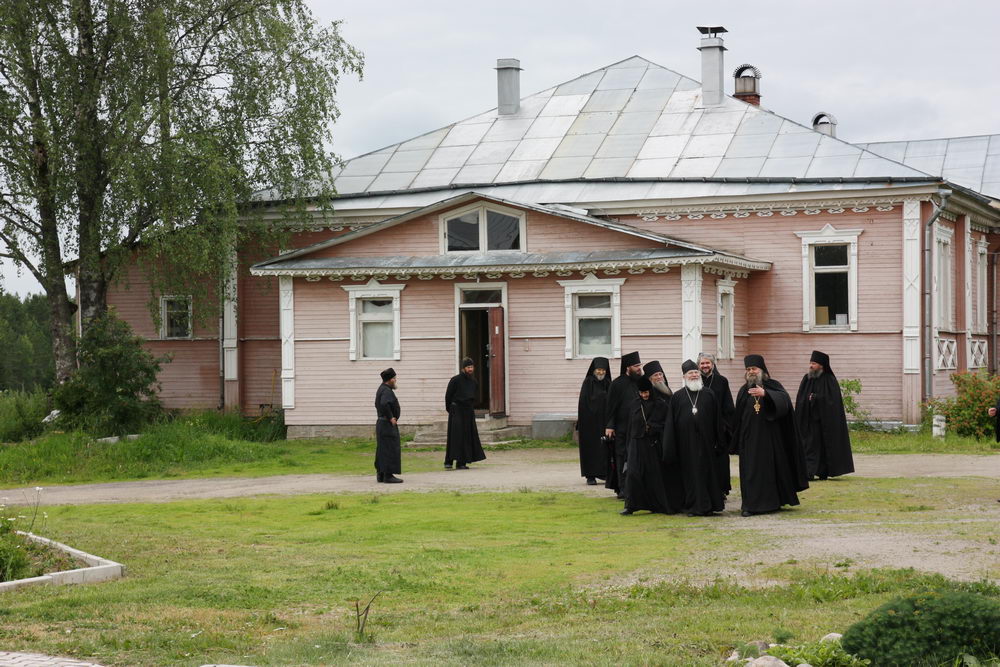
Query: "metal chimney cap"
495 58 522 70
697 26 728 37
733 64 762 79
812 112 838 126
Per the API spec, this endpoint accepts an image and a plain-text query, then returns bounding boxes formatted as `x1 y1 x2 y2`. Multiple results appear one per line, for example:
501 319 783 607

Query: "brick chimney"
696 26 727 107
733 64 761 106
496 58 522 115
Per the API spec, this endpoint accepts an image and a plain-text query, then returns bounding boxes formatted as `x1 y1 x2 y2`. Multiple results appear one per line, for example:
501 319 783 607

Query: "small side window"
161 296 192 339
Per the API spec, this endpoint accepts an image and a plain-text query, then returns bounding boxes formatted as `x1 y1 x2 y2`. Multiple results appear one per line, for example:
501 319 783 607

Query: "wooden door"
488 306 506 417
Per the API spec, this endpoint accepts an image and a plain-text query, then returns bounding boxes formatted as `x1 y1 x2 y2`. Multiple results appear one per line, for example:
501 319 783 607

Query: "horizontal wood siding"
107 259 219 339
305 206 664 260
144 340 219 409
241 340 281 414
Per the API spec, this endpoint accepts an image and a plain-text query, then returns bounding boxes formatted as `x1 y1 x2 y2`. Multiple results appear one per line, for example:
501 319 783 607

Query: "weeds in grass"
354 592 382 643
0 389 48 443
324 501 339 511
365 495 380 505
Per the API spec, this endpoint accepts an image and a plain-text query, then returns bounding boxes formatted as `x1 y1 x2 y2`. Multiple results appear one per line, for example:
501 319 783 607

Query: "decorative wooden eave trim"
630 197 914 221
249 253 770 281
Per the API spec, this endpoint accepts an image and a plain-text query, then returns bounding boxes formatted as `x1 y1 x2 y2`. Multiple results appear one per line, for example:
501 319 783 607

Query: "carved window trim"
794 224 863 332
557 274 625 360
342 278 405 361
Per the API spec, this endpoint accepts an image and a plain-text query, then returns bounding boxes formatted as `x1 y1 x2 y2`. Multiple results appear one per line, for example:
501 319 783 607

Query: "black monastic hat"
619 350 641 375
586 356 611 378
460 357 475 368
635 376 653 392
810 350 834 375
681 359 699 374
380 368 396 382
642 360 664 378
743 354 769 375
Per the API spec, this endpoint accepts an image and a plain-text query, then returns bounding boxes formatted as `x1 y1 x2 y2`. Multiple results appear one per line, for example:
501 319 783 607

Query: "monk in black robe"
605 351 643 498
733 354 809 516
699 353 735 496
795 350 855 480
444 357 487 469
621 376 675 515
374 368 403 483
664 360 725 515
643 359 672 398
576 357 611 486
989 397 1000 442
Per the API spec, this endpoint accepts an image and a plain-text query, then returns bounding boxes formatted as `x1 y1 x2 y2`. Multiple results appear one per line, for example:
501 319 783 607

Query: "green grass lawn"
1 477 997 666
0 420 996 488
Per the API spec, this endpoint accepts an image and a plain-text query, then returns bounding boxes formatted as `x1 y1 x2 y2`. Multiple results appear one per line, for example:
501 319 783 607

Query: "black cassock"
703 371 735 495
995 395 1000 442
444 372 486 466
606 374 640 492
576 361 611 480
623 395 677 514
795 372 855 479
663 388 726 515
733 379 809 513
374 382 401 475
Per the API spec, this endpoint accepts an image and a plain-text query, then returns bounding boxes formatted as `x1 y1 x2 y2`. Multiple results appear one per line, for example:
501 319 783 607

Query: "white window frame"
934 224 954 332
557 274 625 360
716 278 736 360
342 278 405 361
977 239 989 334
439 202 527 254
159 295 193 339
794 224 862 332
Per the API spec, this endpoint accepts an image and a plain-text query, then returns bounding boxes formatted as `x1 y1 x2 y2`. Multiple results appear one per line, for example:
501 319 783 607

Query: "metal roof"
250 247 771 278
261 191 718 264
266 56 930 202
857 135 1000 200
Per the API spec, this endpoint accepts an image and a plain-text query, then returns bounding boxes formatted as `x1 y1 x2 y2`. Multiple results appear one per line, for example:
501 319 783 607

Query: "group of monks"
577 350 855 517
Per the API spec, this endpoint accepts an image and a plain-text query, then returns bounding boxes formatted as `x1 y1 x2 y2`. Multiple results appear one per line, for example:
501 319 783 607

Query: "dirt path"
1 451 997 506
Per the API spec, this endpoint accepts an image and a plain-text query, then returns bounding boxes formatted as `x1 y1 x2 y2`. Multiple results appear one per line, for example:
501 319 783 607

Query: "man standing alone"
375 368 403 484
733 354 808 516
445 358 487 470
794 350 854 480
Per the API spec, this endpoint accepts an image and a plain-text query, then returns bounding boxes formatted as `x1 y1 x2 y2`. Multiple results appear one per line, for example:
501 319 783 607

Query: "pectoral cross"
753 398 761 415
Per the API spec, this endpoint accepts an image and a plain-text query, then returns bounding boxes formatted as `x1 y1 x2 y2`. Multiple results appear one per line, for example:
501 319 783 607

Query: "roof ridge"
860 132 1000 145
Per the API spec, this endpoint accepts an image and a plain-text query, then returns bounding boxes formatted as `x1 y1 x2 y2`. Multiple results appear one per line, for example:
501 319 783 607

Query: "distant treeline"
0 292 54 390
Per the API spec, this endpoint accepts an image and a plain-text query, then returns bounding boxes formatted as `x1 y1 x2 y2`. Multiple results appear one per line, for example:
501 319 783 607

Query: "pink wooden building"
108 26 1000 436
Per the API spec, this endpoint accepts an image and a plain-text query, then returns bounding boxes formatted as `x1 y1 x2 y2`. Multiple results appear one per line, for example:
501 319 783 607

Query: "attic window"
442 203 526 253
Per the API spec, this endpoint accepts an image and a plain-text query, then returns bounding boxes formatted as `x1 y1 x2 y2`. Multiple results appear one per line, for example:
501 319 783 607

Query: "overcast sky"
3 0 998 297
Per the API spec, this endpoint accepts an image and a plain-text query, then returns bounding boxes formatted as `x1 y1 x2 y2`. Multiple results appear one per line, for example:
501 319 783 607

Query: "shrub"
841 590 1000 666
0 388 48 442
925 372 1000 440
839 378 874 429
52 313 167 436
182 409 286 442
769 640 870 667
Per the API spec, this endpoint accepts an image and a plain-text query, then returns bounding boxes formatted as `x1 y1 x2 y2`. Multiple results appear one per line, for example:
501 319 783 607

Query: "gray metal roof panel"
858 134 1000 199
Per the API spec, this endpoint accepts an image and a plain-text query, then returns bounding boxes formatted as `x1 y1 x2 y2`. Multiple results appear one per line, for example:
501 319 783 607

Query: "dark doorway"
459 309 490 410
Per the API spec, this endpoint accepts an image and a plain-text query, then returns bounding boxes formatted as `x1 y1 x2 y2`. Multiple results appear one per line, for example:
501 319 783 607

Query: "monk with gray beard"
643 360 672 398
663 360 725 515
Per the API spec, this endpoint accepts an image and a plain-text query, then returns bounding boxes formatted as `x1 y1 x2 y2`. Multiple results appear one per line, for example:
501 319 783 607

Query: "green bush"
0 388 48 442
52 313 167 436
769 640 870 667
842 590 1000 666
839 378 875 429
926 372 1000 440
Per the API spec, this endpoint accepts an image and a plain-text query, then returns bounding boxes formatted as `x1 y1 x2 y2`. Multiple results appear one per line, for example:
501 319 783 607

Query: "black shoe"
383 475 403 484
619 509 634 515
586 477 597 485
455 464 469 470
376 472 384 482
741 510 753 517
444 463 453 470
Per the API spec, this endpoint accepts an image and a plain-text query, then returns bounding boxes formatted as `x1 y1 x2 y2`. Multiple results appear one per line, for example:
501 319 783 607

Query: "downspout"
991 251 998 375
218 282 225 411
922 188 953 402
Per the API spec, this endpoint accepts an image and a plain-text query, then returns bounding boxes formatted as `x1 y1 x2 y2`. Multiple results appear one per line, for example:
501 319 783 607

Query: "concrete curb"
0 533 125 593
